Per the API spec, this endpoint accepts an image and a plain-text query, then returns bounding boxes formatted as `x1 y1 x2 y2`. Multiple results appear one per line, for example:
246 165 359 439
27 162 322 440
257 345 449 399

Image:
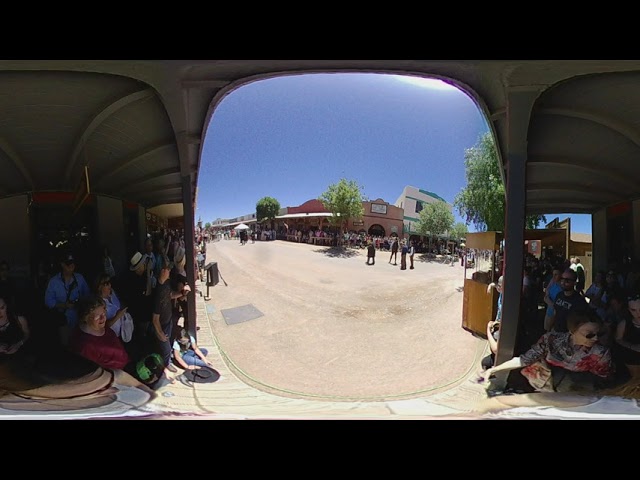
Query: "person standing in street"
366 242 376 265
400 241 408 270
408 241 415 270
389 237 399 265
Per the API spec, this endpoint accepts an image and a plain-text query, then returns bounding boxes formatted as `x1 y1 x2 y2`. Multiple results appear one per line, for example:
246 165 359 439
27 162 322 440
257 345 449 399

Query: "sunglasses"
560 277 575 282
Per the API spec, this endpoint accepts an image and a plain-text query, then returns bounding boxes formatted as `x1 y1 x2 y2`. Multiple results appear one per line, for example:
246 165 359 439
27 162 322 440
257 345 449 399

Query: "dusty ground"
204 239 485 401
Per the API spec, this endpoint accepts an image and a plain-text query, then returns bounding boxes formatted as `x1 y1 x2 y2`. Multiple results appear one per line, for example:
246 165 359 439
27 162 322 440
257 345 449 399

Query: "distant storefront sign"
352 220 364 226
371 203 387 214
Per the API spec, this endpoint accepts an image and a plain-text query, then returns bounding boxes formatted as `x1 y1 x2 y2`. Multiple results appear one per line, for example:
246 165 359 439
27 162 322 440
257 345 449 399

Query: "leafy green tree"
450 222 468 242
204 222 211 229
454 132 545 231
256 197 281 227
416 201 455 239
319 178 366 238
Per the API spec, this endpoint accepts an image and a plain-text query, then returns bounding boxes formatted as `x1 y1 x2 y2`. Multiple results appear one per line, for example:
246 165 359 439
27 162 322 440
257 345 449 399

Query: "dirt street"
203 238 486 401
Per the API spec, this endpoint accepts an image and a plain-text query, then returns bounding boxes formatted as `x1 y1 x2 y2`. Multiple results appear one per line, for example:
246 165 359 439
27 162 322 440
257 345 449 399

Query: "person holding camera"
44 252 90 347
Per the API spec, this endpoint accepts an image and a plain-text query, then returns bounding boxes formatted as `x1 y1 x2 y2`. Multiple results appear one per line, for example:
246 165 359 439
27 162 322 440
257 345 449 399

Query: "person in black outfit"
613 296 640 375
549 268 588 333
366 242 376 265
389 238 399 265
0 294 30 358
112 252 154 359
151 257 182 377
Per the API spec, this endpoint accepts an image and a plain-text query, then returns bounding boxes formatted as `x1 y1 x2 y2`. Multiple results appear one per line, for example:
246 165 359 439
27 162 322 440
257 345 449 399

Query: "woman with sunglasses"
480 309 613 393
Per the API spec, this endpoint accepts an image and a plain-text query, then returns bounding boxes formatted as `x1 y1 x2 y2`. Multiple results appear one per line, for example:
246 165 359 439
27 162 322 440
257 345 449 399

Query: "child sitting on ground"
172 328 215 370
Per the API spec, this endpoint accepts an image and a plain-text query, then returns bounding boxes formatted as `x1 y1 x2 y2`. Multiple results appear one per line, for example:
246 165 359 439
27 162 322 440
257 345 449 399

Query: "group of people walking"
366 238 415 270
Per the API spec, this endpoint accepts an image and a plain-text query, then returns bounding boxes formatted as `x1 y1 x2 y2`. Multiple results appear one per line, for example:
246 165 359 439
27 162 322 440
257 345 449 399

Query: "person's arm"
547 305 557 332
479 357 524 385
107 306 128 328
17 315 30 343
482 331 549 383
544 292 554 307
486 321 499 355
44 277 68 310
192 340 213 367
170 289 185 300
544 282 556 307
151 313 167 342
173 345 191 370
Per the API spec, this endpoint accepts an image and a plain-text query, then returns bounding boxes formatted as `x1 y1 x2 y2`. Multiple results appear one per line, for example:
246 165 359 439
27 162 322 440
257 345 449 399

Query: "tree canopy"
319 178 366 232
256 196 281 223
450 222 468 242
416 200 454 237
454 132 545 231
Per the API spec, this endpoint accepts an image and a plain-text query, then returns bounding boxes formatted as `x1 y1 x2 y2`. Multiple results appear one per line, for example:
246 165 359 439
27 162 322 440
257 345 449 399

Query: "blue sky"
196 73 592 235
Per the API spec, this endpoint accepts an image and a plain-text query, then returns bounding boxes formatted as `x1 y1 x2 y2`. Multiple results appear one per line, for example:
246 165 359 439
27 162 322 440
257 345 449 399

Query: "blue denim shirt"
44 272 91 328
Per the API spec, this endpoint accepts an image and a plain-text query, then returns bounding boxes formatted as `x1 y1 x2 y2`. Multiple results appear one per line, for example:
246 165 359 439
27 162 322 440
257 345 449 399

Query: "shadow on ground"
313 247 359 258
415 254 459 265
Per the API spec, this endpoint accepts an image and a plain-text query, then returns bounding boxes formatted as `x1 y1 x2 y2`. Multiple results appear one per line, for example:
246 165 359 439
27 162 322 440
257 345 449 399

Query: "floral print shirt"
519 332 613 391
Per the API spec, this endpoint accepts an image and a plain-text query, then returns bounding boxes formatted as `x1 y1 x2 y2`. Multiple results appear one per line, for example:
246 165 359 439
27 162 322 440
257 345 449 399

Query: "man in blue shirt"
44 252 91 345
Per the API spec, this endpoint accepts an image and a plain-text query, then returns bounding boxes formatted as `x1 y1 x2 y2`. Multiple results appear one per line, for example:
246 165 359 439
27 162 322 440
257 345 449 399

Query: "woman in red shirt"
70 295 130 370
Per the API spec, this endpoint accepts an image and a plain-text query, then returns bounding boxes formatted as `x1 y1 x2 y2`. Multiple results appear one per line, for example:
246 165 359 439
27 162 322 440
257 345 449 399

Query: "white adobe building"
394 185 452 236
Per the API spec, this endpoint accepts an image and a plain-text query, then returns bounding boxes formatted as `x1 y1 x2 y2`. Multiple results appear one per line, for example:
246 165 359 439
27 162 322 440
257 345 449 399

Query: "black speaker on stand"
204 262 226 300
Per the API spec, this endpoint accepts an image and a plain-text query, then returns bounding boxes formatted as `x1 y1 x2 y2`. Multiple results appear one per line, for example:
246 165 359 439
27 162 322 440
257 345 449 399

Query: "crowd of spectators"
0 229 215 396
481 252 640 397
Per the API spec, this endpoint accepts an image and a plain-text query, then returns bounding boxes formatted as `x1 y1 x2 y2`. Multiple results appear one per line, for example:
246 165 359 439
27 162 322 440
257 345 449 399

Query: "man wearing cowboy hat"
112 251 156 358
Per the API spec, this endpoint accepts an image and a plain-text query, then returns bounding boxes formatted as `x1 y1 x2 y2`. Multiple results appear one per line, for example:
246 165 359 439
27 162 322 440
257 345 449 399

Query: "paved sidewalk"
147 276 492 419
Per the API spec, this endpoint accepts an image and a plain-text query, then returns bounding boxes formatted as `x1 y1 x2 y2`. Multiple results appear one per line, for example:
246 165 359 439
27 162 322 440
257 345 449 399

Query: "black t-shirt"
553 292 588 332
0 317 24 349
153 281 173 327
113 270 153 326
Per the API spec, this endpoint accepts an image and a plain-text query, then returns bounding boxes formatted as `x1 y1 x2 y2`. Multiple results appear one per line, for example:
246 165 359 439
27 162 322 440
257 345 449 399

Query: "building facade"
277 198 403 237
394 185 452 236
